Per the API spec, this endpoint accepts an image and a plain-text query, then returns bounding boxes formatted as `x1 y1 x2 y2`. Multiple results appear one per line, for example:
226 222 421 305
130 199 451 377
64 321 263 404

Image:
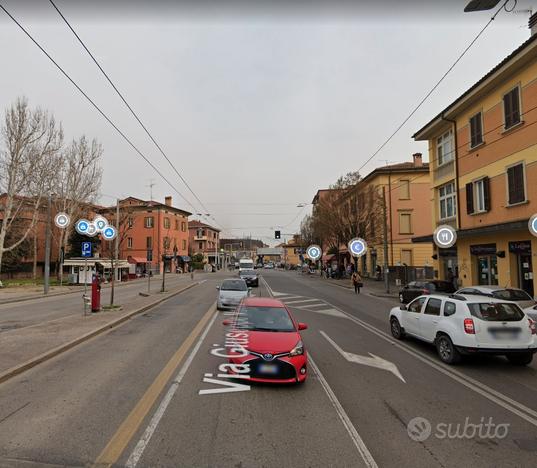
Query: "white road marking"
321 331 406 383
125 310 219 468
301 302 332 309
284 298 321 305
299 308 349 319
309 355 378 468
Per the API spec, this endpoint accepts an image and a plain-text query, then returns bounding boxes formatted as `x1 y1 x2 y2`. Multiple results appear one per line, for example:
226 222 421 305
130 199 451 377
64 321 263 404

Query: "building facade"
189 220 221 265
413 26 537 296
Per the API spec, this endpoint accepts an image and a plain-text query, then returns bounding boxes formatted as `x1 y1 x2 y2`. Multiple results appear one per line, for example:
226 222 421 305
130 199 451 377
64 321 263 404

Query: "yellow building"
280 236 304 267
413 29 537 296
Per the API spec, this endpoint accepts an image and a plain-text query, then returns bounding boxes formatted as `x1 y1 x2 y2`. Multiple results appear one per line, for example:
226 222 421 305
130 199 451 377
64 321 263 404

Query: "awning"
97 260 130 269
63 259 96 267
128 256 147 264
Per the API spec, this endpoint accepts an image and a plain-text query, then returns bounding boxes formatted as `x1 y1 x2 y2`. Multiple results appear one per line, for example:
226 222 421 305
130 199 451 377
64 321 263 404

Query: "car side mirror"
222 319 231 326
400 305 407 311
298 322 308 330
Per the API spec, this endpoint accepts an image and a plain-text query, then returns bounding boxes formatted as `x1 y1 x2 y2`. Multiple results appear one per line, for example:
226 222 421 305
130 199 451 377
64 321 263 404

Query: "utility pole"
110 198 119 305
147 179 155 294
382 186 390 294
161 252 166 292
44 193 52 295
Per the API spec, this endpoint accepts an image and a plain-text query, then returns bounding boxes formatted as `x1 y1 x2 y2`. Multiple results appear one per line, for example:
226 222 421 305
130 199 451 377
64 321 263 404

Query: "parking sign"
82 242 92 257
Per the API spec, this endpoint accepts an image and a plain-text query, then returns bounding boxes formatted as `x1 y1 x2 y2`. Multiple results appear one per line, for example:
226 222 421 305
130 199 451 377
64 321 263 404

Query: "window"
507 163 526 205
175 219 179 230
436 130 454 166
128 217 134 228
443 302 457 317
398 179 410 199
466 177 490 214
181 221 186 232
182 239 187 250
401 249 413 266
164 217 170 229
408 297 426 313
146 236 152 248
503 86 521 130
127 237 133 249
469 112 483 148
164 237 170 249
146 250 153 261
439 182 456 220
198 242 203 249
144 216 154 228
399 213 412 234
424 298 442 316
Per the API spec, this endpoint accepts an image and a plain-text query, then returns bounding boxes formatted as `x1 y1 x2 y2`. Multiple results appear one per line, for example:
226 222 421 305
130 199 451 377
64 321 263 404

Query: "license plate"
258 364 278 374
489 328 520 340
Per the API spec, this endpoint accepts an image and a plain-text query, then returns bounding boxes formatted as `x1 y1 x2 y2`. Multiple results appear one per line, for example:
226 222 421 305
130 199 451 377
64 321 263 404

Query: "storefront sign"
470 244 497 256
508 241 532 254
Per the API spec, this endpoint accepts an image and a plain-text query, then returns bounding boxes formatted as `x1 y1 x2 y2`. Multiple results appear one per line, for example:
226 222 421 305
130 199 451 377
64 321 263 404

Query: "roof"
189 220 221 232
241 297 286 307
413 33 537 140
99 196 191 217
360 161 430 185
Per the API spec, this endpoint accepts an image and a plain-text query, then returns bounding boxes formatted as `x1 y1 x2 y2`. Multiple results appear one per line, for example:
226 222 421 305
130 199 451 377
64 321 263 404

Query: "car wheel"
506 353 533 366
390 318 405 340
399 293 404 303
436 334 461 364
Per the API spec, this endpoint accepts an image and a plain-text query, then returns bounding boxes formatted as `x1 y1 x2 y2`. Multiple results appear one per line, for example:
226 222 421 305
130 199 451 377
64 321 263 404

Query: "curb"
0 281 199 385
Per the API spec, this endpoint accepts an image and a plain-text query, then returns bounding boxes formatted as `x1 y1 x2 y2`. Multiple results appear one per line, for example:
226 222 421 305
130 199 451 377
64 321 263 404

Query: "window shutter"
483 177 491 211
466 183 474 214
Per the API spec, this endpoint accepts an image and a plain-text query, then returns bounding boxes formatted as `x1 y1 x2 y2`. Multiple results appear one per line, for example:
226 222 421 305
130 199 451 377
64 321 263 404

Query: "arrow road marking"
320 331 406 383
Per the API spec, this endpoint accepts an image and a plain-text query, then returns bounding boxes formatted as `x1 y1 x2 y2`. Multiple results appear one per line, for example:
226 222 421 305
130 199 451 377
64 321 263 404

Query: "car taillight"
464 318 475 334
529 318 536 335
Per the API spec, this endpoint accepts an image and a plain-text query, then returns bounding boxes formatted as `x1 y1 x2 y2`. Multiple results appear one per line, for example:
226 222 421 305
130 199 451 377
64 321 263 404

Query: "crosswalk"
271 291 348 319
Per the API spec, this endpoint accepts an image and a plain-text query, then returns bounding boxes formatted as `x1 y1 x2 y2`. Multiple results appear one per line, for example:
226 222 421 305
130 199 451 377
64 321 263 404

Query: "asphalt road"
0 269 536 467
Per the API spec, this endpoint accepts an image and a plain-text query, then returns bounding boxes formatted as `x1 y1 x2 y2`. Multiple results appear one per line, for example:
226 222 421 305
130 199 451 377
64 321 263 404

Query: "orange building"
99 196 191 274
188 220 221 265
413 23 537 295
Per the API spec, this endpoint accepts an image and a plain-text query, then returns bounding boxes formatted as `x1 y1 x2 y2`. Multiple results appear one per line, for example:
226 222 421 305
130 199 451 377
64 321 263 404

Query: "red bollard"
91 273 101 312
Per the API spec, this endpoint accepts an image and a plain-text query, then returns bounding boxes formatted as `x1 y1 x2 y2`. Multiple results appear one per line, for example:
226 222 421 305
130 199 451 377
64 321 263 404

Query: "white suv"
389 294 537 365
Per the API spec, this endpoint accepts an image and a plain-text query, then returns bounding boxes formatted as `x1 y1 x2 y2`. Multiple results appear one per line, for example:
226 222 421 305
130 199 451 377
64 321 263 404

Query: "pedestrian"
447 267 455 287
327 265 332 279
351 271 363 294
375 265 382 281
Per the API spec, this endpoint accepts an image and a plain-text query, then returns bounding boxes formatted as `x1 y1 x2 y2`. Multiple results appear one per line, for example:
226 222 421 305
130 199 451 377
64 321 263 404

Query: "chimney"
412 153 423 167
164 196 172 206
530 12 537 36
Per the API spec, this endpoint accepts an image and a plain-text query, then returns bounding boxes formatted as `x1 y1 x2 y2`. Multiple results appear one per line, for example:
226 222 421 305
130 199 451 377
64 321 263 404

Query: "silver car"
217 278 250 310
456 285 536 309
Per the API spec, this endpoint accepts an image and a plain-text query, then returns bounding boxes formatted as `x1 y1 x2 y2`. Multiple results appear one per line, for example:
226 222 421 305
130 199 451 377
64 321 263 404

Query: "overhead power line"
47 0 224 228
0 3 205 218
353 0 509 176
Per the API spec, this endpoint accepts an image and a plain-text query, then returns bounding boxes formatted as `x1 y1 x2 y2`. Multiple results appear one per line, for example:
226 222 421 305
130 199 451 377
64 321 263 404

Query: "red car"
222 297 308 384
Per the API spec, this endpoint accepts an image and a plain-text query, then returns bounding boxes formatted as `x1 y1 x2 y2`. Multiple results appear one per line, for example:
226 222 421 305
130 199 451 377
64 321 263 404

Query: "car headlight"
289 340 304 356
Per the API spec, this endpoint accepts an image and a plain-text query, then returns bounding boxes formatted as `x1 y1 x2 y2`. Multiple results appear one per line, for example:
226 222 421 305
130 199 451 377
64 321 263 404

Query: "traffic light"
275 230 281 239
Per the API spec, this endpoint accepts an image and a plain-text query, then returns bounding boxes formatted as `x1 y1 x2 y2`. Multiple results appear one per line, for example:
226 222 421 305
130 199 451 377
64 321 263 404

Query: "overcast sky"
0 0 533 245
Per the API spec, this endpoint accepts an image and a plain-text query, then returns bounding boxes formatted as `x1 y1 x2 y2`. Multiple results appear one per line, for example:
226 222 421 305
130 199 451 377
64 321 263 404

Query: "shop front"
470 244 498 286
509 241 534 296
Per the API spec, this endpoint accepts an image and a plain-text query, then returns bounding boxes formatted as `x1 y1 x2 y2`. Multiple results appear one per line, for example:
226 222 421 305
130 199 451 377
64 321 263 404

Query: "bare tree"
0 98 63 274
54 136 103 278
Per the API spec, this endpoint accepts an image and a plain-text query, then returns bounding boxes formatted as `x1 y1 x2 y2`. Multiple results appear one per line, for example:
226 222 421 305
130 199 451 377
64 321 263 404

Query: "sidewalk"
0 278 202 383
299 271 400 300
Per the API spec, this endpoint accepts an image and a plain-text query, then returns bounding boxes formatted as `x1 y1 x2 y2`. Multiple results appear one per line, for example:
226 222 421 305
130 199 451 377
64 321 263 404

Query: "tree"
0 98 63 274
54 135 103 271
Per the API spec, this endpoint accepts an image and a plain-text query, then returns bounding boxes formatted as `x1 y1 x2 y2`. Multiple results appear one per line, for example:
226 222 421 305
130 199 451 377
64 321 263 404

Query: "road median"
0 280 200 385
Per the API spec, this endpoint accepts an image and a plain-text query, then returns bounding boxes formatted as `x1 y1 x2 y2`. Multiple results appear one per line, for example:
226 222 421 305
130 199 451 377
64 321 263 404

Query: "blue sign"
348 238 367 258
81 242 92 257
75 219 90 235
102 225 117 241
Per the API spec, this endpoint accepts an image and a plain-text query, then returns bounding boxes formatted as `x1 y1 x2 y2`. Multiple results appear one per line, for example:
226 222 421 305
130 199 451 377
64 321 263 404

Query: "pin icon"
54 212 70 229
306 244 322 261
94 216 108 232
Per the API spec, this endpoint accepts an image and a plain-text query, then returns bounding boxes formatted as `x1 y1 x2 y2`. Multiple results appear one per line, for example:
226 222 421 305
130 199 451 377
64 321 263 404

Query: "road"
0 269 537 467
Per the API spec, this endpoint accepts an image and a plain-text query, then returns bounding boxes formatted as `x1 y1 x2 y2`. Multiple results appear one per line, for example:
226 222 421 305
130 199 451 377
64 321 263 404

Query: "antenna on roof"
146 179 155 204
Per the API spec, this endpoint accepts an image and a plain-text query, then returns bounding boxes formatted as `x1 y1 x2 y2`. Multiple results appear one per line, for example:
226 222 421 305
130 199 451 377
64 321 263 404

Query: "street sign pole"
44 193 52 295
84 257 88 316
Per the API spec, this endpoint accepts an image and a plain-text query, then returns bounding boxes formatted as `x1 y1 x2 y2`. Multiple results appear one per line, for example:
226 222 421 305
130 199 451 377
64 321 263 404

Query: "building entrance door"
477 255 498 285
518 254 534 297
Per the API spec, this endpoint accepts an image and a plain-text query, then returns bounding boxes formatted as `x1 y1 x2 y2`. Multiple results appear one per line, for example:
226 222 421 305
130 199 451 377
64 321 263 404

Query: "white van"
239 258 254 271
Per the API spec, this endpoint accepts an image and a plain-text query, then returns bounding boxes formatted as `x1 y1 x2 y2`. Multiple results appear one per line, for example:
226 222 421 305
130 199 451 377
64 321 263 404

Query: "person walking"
351 271 363 294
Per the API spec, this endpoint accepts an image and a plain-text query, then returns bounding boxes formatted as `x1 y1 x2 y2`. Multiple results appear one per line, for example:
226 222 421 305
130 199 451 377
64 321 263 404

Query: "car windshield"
491 289 533 302
221 280 247 291
240 270 256 276
468 303 525 322
235 306 295 332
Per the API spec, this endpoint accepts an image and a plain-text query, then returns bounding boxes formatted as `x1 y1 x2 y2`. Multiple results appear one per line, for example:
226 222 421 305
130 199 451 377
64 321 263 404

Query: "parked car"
455 286 536 309
523 304 537 322
239 269 259 287
389 293 537 365
222 297 308 383
399 280 456 304
264 262 275 269
216 279 250 311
